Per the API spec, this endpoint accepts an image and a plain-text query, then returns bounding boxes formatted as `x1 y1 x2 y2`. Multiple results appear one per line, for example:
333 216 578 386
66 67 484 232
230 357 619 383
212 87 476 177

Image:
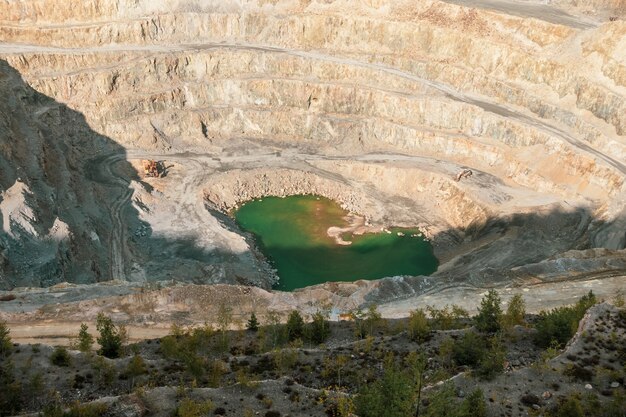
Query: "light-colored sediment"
0 0 625 339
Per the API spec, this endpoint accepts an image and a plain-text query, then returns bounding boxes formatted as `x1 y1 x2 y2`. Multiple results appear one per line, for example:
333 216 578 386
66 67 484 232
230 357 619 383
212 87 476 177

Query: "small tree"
96 313 122 359
217 303 233 352
474 289 502 334
422 382 459 417
246 312 259 332
76 323 94 353
612 288 624 308
474 337 505 381
351 308 368 339
405 351 426 417
286 310 304 341
407 309 430 343
0 322 21 415
264 310 284 349
125 354 147 390
0 320 12 358
365 305 383 336
321 354 350 387
574 290 597 317
308 310 331 344
503 294 526 329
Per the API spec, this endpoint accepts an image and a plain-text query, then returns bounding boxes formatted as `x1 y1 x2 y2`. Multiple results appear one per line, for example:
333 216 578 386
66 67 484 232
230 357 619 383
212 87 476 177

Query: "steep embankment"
0 60 120 288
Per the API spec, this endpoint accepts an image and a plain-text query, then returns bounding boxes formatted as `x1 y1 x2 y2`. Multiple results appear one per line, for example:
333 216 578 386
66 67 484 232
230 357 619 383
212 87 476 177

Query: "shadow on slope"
0 59 251 290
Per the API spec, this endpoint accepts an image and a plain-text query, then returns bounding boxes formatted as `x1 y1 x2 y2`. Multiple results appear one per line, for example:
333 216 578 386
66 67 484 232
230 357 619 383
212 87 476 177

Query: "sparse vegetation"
41 401 109 417
0 290 621 416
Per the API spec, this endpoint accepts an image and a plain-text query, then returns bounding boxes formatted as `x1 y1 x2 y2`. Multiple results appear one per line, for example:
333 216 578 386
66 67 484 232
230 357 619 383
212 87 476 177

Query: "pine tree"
246 312 259 331
0 320 12 358
96 313 122 359
76 323 94 352
308 311 330 344
286 310 304 341
474 289 503 334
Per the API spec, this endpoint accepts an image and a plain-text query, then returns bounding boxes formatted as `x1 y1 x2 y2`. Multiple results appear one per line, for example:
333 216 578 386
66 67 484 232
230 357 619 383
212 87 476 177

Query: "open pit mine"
0 0 625 351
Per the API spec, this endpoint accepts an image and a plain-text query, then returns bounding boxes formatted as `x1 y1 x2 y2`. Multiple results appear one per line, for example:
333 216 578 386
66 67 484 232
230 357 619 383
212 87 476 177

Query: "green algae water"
234 195 438 291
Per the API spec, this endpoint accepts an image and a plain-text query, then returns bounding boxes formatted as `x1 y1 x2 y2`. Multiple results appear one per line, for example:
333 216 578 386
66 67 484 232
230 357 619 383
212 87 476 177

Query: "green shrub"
91 355 117 387
554 397 584 417
65 402 109 417
534 291 597 348
458 389 487 417
355 363 416 417
51 346 71 367
452 331 486 367
422 382 458 417
125 355 147 389
0 359 22 416
41 402 109 417
423 384 487 417
176 398 214 417
474 338 505 381
426 305 469 330
407 308 431 343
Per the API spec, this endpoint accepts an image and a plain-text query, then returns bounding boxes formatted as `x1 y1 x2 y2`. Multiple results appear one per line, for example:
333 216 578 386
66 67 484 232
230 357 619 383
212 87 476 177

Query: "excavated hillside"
0 0 625 336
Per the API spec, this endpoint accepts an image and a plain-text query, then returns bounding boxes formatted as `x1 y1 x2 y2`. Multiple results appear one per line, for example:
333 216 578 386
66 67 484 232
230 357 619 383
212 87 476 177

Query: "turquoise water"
234 195 438 291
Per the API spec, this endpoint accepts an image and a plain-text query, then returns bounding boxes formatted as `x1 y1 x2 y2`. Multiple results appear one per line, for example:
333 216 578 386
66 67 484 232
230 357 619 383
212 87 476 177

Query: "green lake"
234 195 438 291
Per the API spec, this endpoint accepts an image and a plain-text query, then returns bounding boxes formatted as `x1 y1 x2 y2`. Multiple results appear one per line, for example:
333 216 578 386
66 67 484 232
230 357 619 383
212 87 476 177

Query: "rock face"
0 60 118 288
0 0 625 298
